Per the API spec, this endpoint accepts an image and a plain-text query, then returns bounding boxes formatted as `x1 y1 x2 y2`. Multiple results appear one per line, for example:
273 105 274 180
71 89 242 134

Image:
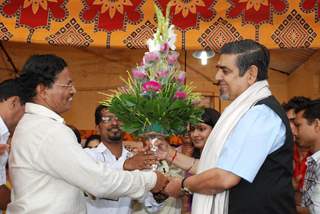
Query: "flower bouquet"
102 5 203 138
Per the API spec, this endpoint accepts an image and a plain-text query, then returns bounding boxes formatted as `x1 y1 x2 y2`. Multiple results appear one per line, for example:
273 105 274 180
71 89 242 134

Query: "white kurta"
8 103 156 214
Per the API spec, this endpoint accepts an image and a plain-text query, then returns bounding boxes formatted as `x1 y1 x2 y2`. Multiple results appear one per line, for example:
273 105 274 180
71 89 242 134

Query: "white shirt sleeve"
33 124 156 199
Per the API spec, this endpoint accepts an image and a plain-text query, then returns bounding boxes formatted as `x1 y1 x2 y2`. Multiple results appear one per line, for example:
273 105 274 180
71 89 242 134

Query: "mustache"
106 126 121 132
217 80 226 85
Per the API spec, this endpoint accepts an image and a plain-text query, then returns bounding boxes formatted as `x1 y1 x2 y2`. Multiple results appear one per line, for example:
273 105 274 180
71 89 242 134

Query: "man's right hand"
151 171 169 193
155 139 175 161
123 151 158 171
0 144 8 155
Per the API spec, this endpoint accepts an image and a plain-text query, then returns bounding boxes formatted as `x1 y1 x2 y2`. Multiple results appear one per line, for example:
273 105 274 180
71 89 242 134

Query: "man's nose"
111 118 119 125
71 85 76 94
215 70 222 81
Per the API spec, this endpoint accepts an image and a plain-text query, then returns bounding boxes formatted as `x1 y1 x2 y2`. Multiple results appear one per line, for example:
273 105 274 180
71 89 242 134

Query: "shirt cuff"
141 171 157 191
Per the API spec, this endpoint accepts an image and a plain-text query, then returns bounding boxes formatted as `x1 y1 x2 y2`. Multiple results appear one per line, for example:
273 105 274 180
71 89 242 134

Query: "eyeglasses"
101 115 119 123
55 82 75 89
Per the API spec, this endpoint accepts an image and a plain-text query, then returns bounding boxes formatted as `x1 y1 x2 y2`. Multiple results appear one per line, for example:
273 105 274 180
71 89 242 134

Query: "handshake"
123 150 186 201
151 171 187 202
123 137 190 201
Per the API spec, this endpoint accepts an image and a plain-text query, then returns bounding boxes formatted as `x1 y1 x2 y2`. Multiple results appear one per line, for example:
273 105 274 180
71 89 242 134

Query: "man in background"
85 104 163 214
282 96 312 205
0 79 25 212
295 100 320 214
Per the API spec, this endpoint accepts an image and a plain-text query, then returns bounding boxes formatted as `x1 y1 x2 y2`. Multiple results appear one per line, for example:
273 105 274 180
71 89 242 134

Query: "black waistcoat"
228 96 296 214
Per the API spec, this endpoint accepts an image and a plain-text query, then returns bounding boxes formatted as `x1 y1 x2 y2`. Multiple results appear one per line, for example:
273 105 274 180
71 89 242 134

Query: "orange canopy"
0 0 319 49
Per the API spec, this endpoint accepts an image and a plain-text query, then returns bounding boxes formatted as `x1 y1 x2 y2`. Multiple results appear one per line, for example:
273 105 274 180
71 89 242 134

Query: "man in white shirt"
8 54 168 214
0 79 25 212
295 100 320 214
85 104 163 214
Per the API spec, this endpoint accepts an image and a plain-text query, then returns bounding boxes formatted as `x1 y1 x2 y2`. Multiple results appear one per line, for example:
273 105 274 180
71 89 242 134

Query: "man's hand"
0 144 9 155
164 177 182 198
123 151 158 171
154 139 176 161
151 172 169 193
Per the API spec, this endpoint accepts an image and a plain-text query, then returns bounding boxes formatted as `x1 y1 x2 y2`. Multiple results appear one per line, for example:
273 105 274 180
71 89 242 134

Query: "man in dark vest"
160 39 296 214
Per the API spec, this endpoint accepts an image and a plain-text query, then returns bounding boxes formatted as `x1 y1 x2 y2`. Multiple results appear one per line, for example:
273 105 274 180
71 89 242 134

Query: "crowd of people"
0 39 319 214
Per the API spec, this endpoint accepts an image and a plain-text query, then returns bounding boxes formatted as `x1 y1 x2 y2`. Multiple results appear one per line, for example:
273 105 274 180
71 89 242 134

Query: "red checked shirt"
293 144 312 191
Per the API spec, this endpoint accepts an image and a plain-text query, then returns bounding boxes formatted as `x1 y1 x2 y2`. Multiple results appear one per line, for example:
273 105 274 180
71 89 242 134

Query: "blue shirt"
216 104 286 183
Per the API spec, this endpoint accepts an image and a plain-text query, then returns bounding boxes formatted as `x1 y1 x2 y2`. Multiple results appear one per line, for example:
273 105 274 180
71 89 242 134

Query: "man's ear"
247 65 258 85
314 118 320 133
95 125 100 134
36 84 48 99
7 96 19 110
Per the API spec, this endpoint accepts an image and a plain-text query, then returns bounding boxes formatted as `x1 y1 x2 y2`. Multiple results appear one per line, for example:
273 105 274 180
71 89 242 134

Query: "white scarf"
192 80 271 214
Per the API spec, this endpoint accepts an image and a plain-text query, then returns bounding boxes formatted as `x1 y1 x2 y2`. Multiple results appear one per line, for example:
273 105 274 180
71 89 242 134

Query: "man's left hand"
164 177 183 198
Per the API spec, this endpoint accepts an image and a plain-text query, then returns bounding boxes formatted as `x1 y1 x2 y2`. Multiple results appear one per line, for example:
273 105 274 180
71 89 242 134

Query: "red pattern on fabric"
293 144 312 191
155 0 216 31
2 0 67 28
81 0 144 32
300 0 320 22
227 0 288 25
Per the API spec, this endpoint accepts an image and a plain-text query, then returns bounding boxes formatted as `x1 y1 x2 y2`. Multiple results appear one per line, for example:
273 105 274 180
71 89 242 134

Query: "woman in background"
182 108 220 214
83 135 101 149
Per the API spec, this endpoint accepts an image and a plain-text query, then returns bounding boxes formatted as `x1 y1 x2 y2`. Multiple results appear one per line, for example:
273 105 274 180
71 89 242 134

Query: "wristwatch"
181 177 192 195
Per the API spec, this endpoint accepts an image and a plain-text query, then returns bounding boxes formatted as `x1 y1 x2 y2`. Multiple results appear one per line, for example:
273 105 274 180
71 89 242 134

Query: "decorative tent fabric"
0 0 319 50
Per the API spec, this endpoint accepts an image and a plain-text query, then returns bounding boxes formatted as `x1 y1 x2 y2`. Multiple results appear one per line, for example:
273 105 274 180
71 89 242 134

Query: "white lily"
147 38 161 52
168 25 176 50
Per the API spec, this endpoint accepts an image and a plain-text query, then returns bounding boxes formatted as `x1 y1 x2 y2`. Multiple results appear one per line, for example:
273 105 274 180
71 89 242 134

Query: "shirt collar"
96 142 129 157
309 150 320 163
25 103 65 124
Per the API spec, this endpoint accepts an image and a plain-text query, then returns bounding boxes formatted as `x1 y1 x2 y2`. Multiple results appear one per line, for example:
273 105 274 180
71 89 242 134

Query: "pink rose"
143 51 160 64
174 91 187 100
167 51 179 65
157 70 169 78
177 72 185 84
160 42 169 53
142 80 161 92
132 68 146 79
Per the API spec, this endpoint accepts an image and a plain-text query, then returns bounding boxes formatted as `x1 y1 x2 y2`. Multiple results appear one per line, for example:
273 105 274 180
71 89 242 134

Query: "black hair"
282 96 311 112
95 104 108 125
297 99 320 124
0 78 26 104
192 108 220 159
84 135 101 148
18 54 67 102
220 39 270 81
201 108 220 128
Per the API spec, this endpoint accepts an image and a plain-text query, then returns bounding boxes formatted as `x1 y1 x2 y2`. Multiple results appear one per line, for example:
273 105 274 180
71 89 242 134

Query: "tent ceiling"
1 1 320 49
